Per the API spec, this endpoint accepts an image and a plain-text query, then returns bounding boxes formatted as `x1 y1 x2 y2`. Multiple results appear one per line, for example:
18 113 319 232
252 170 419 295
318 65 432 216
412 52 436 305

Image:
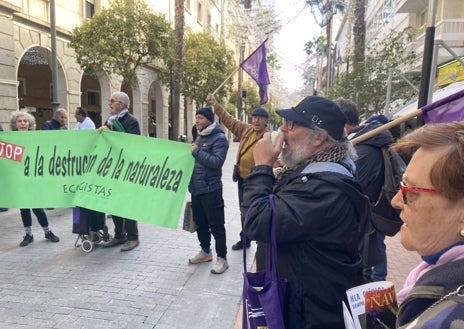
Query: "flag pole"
212 66 240 96
417 0 438 109
50 0 60 111
351 109 422 145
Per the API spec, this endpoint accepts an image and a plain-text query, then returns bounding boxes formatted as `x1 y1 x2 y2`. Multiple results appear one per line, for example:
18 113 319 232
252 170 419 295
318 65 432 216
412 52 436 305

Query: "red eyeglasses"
399 181 438 204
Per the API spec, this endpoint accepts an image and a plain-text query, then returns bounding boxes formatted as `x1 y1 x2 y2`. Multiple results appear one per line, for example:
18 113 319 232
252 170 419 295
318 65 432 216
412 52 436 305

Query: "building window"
85 0 95 18
197 2 202 24
86 90 100 106
419 10 426 28
185 0 191 11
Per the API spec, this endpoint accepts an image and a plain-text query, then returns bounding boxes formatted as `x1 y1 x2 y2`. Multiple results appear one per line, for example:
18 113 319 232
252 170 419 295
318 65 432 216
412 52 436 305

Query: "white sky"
272 0 323 92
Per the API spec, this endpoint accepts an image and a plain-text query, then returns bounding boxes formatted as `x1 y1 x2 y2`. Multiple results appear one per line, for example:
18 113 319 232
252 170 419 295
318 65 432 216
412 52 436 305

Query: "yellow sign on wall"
436 57 464 86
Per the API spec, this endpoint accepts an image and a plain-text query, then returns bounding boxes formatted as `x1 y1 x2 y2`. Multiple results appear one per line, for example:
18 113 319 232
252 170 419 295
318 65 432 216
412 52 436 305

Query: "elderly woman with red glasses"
391 121 464 328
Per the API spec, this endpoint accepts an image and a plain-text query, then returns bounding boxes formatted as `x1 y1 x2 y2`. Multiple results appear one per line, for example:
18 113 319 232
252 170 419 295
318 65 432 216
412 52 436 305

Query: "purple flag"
240 40 270 105
422 88 464 123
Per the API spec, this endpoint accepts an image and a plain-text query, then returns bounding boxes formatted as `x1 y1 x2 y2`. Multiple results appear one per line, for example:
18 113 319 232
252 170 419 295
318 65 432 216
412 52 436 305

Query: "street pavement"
0 139 421 329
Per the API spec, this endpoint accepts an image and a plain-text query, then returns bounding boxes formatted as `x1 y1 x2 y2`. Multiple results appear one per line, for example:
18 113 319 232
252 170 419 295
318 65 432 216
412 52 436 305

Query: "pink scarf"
397 244 464 303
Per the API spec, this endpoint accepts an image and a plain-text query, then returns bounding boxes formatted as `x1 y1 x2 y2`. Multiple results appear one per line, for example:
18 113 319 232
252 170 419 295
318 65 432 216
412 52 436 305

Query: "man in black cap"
206 93 269 251
243 96 369 328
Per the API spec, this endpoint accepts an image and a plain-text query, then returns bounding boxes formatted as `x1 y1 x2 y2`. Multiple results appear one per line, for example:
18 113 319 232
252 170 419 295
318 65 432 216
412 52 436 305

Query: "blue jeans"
364 232 387 281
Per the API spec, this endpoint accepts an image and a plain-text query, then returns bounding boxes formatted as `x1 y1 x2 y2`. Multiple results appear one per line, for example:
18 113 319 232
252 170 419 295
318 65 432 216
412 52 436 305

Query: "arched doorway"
17 46 67 129
80 70 103 127
121 81 134 114
147 80 165 138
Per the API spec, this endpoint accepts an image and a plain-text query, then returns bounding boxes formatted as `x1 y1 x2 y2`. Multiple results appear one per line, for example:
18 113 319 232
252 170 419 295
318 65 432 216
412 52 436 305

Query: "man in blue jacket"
337 99 394 282
188 107 230 274
42 108 68 130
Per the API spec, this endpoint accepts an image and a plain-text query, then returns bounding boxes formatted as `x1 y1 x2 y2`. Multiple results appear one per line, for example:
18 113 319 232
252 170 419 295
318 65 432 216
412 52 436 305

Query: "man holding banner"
100 91 141 252
188 107 229 274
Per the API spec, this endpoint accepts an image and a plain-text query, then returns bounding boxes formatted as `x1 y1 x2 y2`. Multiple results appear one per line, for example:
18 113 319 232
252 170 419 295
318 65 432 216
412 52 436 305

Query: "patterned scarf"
275 144 347 184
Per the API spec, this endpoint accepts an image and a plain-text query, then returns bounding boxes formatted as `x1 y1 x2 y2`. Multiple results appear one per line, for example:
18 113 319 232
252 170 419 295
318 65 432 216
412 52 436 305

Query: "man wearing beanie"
206 93 269 251
243 96 369 328
188 106 230 274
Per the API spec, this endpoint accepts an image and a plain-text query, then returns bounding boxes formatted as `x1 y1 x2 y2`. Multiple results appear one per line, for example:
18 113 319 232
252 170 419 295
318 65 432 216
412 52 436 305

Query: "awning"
391 80 464 119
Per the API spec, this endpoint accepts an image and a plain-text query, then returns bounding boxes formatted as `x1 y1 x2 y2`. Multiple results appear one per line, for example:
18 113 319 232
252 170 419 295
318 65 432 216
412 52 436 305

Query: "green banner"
0 130 194 228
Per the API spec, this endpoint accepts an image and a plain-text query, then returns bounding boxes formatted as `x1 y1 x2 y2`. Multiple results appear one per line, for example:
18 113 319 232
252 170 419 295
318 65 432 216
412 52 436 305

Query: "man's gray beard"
280 146 308 168
280 132 317 168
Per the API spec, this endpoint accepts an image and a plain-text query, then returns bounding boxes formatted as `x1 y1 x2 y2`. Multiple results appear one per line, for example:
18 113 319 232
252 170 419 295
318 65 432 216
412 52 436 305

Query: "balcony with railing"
405 18 464 70
396 0 426 15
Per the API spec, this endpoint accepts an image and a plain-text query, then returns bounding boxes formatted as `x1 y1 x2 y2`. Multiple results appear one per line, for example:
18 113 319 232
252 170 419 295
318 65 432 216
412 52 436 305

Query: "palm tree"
352 0 365 93
172 0 185 140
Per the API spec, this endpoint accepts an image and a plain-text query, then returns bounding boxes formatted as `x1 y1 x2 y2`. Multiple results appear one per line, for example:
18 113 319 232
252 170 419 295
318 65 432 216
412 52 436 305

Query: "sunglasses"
399 181 438 204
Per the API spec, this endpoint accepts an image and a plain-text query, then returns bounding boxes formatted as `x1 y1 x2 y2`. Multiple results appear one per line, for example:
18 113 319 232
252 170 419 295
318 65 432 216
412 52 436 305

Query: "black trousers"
192 189 227 259
237 177 250 244
20 208 48 228
111 216 138 241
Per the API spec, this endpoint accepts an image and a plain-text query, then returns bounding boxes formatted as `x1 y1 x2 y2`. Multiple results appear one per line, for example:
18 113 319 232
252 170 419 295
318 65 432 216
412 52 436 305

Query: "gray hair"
311 124 358 161
112 91 130 108
54 108 67 118
10 111 36 131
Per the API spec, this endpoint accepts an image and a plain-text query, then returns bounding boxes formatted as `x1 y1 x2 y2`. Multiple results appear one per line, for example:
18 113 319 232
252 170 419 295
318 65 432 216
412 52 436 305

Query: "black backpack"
371 147 406 236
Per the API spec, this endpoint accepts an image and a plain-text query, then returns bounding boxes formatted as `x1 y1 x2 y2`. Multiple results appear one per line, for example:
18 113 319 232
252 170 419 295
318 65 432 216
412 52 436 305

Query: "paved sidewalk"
0 141 255 329
0 140 422 329
385 233 422 292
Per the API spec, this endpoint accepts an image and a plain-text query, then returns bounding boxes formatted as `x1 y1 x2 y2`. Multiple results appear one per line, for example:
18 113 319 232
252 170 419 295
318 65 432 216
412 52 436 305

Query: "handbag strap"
243 194 279 281
236 138 259 165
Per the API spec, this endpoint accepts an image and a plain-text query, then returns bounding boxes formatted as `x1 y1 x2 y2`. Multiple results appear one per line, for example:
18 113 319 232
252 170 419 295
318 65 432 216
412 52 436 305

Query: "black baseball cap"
276 96 346 141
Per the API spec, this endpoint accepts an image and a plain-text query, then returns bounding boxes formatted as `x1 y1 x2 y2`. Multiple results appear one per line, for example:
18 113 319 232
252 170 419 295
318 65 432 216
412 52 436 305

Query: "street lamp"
50 0 60 110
